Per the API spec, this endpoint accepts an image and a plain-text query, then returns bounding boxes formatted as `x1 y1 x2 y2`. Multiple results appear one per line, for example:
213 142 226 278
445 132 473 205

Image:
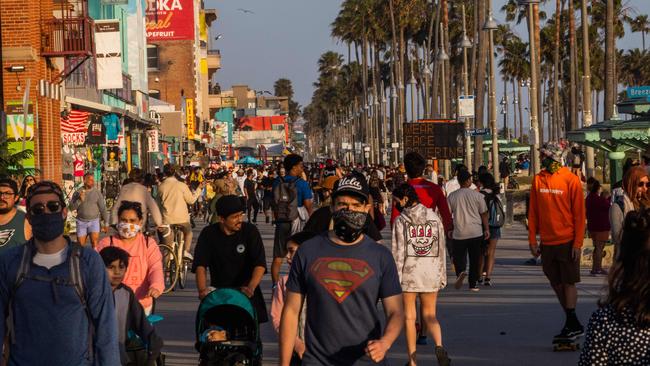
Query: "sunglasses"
0 191 16 198
29 201 63 216
639 182 650 188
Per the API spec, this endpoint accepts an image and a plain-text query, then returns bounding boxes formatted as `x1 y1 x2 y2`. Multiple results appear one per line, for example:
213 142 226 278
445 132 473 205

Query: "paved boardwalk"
155 218 604 365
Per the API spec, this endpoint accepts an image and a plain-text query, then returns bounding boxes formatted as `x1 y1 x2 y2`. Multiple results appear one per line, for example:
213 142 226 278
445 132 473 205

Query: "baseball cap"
25 181 67 209
215 195 245 218
332 174 369 202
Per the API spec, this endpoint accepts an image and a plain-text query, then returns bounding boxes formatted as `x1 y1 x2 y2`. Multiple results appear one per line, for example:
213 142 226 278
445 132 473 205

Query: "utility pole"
461 4 473 171
582 0 595 178
523 0 541 174
485 6 500 182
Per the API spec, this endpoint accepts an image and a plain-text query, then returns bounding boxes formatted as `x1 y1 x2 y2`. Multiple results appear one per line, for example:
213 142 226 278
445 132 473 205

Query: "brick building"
1 0 63 182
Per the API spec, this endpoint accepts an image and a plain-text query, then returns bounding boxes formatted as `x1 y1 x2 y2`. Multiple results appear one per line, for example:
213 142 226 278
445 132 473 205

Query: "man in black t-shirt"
244 171 259 223
192 195 268 323
279 174 403 365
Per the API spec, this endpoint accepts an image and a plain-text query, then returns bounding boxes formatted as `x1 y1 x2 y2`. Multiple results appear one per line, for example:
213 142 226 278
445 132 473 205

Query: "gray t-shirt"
69 187 108 223
447 187 487 240
286 234 402 365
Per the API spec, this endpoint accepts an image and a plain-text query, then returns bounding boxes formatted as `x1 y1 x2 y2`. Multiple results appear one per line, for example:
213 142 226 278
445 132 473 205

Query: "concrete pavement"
155 217 605 365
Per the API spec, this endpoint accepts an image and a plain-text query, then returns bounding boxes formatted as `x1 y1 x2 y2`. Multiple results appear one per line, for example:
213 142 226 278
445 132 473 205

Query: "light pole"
485 8 500 182
519 0 541 175
409 73 417 123
581 0 595 178
438 24 449 119
390 85 398 164
461 3 473 171
500 94 509 141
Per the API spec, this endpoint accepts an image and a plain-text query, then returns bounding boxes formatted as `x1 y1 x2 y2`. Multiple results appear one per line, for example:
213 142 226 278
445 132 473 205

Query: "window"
149 89 161 100
147 45 159 71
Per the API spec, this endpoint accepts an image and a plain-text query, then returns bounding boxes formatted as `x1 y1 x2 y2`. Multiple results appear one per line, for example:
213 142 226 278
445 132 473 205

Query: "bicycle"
158 224 191 293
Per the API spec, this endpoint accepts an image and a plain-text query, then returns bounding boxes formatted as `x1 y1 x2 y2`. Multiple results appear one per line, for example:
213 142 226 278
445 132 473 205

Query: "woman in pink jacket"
97 200 164 313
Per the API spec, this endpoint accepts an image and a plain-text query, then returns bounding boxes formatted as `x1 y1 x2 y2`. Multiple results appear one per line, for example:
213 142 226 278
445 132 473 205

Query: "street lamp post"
390 85 398 165
500 94 509 141
519 0 541 175
438 23 450 179
581 0 595 178
461 4 473 171
485 8 500 182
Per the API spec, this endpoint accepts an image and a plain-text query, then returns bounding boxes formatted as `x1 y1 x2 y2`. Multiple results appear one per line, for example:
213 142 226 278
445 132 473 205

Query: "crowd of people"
0 143 648 365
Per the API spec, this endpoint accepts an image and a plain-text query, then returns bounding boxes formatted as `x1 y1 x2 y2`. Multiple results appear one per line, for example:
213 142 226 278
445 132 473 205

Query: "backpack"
273 177 299 222
6 241 94 361
482 192 505 228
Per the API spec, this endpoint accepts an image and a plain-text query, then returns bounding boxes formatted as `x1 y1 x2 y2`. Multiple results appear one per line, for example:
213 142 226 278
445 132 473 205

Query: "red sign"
145 0 194 41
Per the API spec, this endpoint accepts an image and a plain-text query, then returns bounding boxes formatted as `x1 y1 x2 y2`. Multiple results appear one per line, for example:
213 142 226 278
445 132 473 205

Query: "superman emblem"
0 229 15 247
310 258 374 303
406 222 440 257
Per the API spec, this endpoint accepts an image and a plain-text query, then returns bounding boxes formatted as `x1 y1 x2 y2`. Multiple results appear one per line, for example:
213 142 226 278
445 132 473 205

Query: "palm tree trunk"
442 0 451 116
568 0 578 131
534 4 544 142
553 0 561 140
474 0 487 166
604 0 615 119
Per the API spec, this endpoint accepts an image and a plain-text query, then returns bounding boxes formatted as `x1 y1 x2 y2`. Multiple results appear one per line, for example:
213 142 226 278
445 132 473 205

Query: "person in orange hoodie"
528 141 586 340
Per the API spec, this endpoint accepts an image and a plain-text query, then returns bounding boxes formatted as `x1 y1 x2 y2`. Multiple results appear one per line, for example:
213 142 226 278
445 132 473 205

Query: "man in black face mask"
0 181 119 365
279 174 404 366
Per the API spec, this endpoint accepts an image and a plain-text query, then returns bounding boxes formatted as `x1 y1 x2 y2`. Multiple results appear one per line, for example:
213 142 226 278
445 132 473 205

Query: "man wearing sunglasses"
0 179 32 256
0 181 119 365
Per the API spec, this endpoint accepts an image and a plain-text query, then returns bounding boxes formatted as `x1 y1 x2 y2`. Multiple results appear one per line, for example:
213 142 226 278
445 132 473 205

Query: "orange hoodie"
528 167 586 248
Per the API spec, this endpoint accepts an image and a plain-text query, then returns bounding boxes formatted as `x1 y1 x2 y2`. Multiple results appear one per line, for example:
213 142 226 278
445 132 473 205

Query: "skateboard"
552 335 580 352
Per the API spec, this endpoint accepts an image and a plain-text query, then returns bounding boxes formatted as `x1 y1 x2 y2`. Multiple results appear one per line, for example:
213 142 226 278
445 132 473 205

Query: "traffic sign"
627 86 650 99
466 128 490 136
458 95 475 118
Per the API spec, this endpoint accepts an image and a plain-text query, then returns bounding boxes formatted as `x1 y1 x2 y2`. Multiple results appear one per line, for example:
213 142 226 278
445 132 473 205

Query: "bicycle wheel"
178 259 190 289
159 244 179 293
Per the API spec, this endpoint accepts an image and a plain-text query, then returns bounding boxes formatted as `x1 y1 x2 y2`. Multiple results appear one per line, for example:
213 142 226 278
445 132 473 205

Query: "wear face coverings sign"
145 0 195 41
94 20 123 90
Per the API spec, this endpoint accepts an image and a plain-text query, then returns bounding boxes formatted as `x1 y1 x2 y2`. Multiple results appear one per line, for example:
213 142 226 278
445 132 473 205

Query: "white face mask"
117 222 141 239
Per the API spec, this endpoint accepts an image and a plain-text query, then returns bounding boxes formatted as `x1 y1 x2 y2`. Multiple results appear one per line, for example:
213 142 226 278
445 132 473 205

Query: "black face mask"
30 212 65 242
332 209 368 243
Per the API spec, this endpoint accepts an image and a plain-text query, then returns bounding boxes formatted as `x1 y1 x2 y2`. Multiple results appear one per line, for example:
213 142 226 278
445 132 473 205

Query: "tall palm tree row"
305 0 635 163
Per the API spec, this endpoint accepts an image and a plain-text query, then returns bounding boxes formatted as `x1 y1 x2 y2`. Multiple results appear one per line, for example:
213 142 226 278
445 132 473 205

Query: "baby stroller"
196 289 262 366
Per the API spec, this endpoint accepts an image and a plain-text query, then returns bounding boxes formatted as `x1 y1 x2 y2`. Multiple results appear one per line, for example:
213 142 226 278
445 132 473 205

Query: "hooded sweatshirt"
528 167 586 248
391 203 447 292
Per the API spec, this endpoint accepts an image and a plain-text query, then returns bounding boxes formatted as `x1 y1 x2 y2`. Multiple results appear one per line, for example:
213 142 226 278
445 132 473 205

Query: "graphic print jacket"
391 203 447 292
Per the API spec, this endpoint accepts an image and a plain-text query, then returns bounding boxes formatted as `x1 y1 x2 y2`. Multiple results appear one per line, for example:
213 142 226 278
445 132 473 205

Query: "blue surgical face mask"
30 212 65 242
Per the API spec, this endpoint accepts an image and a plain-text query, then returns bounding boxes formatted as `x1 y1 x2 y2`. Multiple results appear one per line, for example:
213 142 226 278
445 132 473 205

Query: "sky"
208 0 650 116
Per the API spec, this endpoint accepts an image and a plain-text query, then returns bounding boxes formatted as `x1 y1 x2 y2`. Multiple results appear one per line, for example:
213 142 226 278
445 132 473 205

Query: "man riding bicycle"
158 164 203 259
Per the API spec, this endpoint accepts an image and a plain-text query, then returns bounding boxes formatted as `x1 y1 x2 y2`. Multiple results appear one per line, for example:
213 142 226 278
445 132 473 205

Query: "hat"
332 174 369 202
540 141 564 162
321 176 339 190
215 195 245 218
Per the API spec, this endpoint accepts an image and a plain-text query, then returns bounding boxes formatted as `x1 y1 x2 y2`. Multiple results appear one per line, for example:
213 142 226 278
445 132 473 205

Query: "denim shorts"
76 218 100 237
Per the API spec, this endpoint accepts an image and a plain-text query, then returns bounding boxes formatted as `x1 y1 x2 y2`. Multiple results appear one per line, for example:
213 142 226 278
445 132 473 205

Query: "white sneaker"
184 251 194 260
455 272 467 290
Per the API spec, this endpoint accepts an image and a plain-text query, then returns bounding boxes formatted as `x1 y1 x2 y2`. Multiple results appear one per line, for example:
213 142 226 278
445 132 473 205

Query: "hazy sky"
209 0 650 110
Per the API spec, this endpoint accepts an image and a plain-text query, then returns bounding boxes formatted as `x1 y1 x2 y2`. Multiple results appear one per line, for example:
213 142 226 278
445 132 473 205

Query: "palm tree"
499 36 530 140
619 48 650 86
0 137 36 178
630 15 650 51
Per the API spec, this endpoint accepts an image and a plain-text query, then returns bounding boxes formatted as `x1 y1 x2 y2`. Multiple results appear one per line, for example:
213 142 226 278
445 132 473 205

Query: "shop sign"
94 20 123 90
186 98 195 139
147 129 160 152
145 0 195 41
5 102 35 168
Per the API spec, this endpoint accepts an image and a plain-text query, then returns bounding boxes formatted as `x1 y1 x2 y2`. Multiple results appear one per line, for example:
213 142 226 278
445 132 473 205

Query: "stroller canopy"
196 288 257 338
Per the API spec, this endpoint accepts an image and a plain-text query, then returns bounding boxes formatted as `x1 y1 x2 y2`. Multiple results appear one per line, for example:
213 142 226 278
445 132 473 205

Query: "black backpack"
6 241 94 361
273 177 299 222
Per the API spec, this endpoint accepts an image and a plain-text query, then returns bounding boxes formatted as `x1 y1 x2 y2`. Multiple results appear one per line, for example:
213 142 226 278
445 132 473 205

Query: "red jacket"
391 178 453 232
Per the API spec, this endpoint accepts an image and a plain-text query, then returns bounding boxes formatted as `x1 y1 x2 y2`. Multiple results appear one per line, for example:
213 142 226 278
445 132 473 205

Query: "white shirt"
235 176 246 196
33 247 68 270
444 177 476 196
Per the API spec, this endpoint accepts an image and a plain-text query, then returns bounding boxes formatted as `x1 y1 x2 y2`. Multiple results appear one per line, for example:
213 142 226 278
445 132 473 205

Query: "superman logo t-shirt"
286 234 402 365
